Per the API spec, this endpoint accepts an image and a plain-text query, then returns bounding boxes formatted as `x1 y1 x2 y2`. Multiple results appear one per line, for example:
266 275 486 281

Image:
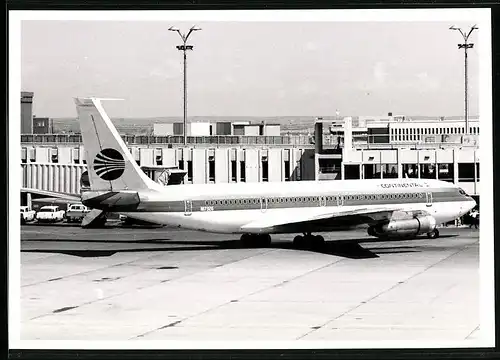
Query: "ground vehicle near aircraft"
20 206 36 224
36 205 65 223
65 203 90 223
72 97 476 249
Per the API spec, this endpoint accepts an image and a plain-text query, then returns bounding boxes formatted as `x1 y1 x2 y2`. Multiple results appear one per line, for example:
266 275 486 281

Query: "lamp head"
190 25 202 31
168 26 180 32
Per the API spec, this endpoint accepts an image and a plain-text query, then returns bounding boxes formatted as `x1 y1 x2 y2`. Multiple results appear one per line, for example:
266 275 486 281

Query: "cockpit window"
458 188 468 196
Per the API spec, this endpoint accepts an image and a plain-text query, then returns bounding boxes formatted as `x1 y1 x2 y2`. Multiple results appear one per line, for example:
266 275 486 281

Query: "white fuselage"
118 178 475 234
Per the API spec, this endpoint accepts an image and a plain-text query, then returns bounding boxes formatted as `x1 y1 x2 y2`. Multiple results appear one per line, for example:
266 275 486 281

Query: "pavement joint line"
295 244 476 340
131 253 346 340
28 247 277 322
465 325 480 340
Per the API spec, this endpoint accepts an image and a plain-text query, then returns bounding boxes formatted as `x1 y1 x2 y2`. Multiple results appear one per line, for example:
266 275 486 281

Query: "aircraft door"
260 197 268 212
260 197 268 213
426 192 433 207
184 200 192 216
319 196 326 207
336 195 344 207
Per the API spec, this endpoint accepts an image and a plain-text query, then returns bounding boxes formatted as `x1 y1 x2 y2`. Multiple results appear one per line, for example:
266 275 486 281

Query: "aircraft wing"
21 187 81 202
240 207 403 232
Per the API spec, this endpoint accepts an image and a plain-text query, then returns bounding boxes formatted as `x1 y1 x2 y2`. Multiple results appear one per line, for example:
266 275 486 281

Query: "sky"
21 18 482 118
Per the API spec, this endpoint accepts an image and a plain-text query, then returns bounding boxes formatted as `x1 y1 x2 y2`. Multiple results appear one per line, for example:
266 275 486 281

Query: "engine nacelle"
368 215 437 238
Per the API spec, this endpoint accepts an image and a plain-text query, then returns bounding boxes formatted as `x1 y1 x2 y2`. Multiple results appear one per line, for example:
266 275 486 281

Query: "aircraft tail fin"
74 97 159 192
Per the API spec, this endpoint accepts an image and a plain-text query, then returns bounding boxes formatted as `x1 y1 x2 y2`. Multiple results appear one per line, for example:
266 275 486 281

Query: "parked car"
65 203 90 223
36 205 65 223
20 206 36 224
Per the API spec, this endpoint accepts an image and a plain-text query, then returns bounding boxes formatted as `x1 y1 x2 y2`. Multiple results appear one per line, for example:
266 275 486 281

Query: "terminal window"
403 164 418 178
458 163 475 182
284 160 290 181
231 160 237 182
262 159 268 182
420 164 436 179
344 164 360 180
382 165 398 179
438 163 454 182
156 153 163 166
240 161 246 182
187 160 193 182
208 157 215 183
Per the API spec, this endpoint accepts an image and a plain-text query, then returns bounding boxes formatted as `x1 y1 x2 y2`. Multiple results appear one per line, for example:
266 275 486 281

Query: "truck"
65 203 90 223
20 206 36 224
35 205 65 223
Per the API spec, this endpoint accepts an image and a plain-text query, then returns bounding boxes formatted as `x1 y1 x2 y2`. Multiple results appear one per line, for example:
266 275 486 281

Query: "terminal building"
20 92 480 207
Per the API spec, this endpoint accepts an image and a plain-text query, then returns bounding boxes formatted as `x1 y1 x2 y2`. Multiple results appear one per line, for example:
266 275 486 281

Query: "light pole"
449 24 478 134
169 25 202 146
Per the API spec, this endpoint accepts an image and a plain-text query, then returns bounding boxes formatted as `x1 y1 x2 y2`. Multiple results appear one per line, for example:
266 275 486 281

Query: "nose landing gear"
426 228 440 239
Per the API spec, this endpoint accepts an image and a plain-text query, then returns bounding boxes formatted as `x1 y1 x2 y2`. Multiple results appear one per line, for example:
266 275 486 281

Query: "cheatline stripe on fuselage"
134 187 467 213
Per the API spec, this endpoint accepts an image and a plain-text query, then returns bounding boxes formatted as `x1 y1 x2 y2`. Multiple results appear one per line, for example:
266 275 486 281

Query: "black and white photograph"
9 8 494 351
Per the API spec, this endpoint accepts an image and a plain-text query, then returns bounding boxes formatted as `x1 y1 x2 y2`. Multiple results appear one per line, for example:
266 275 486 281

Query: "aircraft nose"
462 198 476 215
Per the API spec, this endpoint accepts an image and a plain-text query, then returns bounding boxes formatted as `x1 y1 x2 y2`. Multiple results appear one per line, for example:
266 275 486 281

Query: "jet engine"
368 215 437 239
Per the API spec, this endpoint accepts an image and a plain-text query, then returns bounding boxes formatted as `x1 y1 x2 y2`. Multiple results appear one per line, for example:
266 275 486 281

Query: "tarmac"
19 223 480 344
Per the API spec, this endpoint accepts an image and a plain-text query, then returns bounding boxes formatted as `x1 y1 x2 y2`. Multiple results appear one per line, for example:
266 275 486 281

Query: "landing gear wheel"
293 235 306 249
427 229 439 239
257 234 272 247
311 235 325 249
240 234 253 247
240 234 272 248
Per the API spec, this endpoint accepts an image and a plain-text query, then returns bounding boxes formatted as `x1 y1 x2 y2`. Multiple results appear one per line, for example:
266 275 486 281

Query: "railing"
20 134 314 146
21 133 479 149
352 142 479 150
321 134 479 150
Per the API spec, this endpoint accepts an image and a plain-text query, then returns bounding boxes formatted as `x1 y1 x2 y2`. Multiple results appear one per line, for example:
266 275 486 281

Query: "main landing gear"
426 228 440 239
240 233 272 248
293 233 325 250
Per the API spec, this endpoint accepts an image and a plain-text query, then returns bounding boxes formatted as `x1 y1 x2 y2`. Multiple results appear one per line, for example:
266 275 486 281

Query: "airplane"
73 97 476 248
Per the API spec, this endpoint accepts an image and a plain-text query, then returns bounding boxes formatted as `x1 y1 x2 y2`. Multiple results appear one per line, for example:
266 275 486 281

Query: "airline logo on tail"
93 148 125 181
